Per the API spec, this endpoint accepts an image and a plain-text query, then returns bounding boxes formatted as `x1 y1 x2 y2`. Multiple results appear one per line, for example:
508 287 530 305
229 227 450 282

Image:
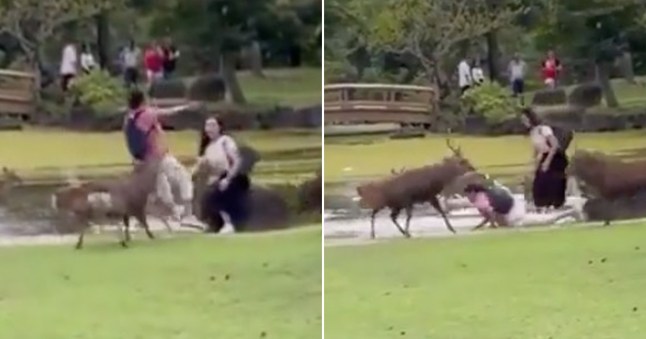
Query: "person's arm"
222 136 242 178
472 216 491 231
151 102 197 116
540 126 559 171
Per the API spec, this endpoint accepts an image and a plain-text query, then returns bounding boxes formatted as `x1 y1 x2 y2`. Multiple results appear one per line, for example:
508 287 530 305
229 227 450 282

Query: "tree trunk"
485 30 500 82
596 61 619 108
221 51 246 104
248 40 264 78
95 11 110 69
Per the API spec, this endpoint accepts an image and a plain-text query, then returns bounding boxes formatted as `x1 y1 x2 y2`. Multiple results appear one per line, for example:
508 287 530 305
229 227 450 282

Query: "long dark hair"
198 116 225 156
520 107 541 127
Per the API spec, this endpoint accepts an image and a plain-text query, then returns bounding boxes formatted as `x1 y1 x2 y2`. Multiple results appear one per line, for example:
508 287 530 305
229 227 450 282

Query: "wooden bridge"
324 83 437 125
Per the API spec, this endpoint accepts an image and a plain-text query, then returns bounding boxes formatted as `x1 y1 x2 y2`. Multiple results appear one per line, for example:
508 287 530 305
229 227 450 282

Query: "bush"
461 82 519 124
69 69 126 115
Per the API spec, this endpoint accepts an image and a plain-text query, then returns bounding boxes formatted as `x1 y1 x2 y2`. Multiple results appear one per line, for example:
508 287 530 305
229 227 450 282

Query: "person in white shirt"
471 59 486 86
79 44 97 74
59 42 78 92
457 58 473 95
508 53 527 104
120 40 141 88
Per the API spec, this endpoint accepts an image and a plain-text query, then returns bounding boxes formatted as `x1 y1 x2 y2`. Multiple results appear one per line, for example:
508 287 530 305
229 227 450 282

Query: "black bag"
235 142 261 175
548 124 573 152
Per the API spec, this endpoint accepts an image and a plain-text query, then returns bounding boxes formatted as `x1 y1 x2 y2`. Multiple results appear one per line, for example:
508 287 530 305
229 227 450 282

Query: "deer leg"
403 205 413 237
75 228 86 250
389 207 409 238
370 209 379 239
122 216 131 242
121 216 130 247
429 196 456 234
135 213 155 240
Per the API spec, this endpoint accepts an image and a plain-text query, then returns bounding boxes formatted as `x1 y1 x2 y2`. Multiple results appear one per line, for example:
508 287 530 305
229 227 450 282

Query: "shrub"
69 69 126 115
461 82 519 124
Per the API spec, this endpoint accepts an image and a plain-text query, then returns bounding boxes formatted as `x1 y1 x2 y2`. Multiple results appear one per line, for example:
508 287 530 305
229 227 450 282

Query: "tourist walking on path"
471 59 486 86
192 116 252 233
520 108 570 213
541 50 562 88
144 42 164 88
123 89 198 224
508 53 527 105
79 44 97 74
120 40 141 88
59 41 78 92
162 38 180 79
457 57 473 95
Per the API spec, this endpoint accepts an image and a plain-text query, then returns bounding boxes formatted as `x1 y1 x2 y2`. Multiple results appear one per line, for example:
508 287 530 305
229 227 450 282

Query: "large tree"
0 0 119 89
359 0 521 98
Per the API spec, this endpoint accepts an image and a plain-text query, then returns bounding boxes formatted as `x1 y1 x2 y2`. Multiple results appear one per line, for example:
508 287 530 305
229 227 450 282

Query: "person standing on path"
192 116 252 233
541 50 562 88
520 108 570 213
161 38 180 79
471 59 486 86
59 41 78 92
121 40 141 89
457 57 473 95
123 89 200 224
508 53 527 105
80 43 97 74
144 42 164 88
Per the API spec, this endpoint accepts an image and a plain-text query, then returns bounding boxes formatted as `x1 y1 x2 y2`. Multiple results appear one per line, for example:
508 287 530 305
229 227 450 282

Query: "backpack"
548 124 573 152
124 109 153 161
222 139 261 175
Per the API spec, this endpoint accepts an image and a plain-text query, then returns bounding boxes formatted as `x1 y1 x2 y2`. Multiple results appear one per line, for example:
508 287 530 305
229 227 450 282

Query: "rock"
568 83 603 108
297 171 322 213
187 74 226 102
532 88 567 106
584 190 646 222
149 79 187 99
582 113 627 132
244 185 291 232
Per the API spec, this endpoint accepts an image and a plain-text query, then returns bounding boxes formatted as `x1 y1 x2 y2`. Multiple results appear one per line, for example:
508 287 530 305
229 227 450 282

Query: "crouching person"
192 116 251 233
124 89 197 223
464 183 583 230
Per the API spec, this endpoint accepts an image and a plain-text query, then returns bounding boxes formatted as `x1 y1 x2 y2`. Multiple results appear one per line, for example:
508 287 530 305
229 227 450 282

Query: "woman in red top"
144 43 164 86
541 50 562 88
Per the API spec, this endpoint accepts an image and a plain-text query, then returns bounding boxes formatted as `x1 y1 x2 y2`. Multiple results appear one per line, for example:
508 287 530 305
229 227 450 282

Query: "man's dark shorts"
512 79 524 96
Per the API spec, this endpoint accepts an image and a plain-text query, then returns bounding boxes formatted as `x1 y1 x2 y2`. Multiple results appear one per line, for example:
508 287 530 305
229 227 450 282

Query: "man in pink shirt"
124 89 197 223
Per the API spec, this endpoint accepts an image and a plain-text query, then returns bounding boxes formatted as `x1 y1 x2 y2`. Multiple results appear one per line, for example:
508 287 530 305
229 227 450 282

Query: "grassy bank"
324 130 644 183
325 222 646 339
0 128 321 184
237 68 321 108
0 227 321 339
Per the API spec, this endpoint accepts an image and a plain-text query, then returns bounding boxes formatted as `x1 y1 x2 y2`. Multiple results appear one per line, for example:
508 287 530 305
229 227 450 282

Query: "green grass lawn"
324 130 644 183
0 128 321 184
325 222 646 339
237 68 321 108
0 227 321 339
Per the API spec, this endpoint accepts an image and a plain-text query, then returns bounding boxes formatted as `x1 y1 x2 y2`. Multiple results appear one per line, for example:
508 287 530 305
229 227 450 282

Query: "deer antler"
445 138 461 155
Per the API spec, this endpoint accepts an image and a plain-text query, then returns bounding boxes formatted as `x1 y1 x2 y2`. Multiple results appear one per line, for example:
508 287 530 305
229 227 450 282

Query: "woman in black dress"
520 108 569 212
193 116 251 232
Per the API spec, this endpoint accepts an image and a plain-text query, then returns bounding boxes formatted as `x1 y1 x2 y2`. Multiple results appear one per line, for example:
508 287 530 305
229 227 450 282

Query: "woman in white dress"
192 116 250 232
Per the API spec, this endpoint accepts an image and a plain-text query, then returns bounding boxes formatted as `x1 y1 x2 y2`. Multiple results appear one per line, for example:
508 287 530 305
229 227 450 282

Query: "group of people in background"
457 50 564 105
58 38 180 92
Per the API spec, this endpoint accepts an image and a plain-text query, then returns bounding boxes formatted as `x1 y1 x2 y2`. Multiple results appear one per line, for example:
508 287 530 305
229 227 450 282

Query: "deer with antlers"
356 138 477 239
0 167 23 204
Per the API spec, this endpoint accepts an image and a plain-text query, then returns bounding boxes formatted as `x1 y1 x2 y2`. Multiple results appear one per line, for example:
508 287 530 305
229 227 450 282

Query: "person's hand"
219 177 231 191
541 162 550 172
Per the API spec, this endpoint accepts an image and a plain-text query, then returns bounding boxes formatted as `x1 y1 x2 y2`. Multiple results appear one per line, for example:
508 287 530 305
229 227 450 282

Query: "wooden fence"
0 69 36 120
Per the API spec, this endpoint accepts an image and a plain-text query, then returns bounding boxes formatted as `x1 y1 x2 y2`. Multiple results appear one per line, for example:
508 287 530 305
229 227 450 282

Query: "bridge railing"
0 69 36 119
324 83 437 125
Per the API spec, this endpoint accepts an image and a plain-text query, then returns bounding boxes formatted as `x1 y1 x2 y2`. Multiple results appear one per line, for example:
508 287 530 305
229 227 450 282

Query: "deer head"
1 167 23 186
390 167 406 175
